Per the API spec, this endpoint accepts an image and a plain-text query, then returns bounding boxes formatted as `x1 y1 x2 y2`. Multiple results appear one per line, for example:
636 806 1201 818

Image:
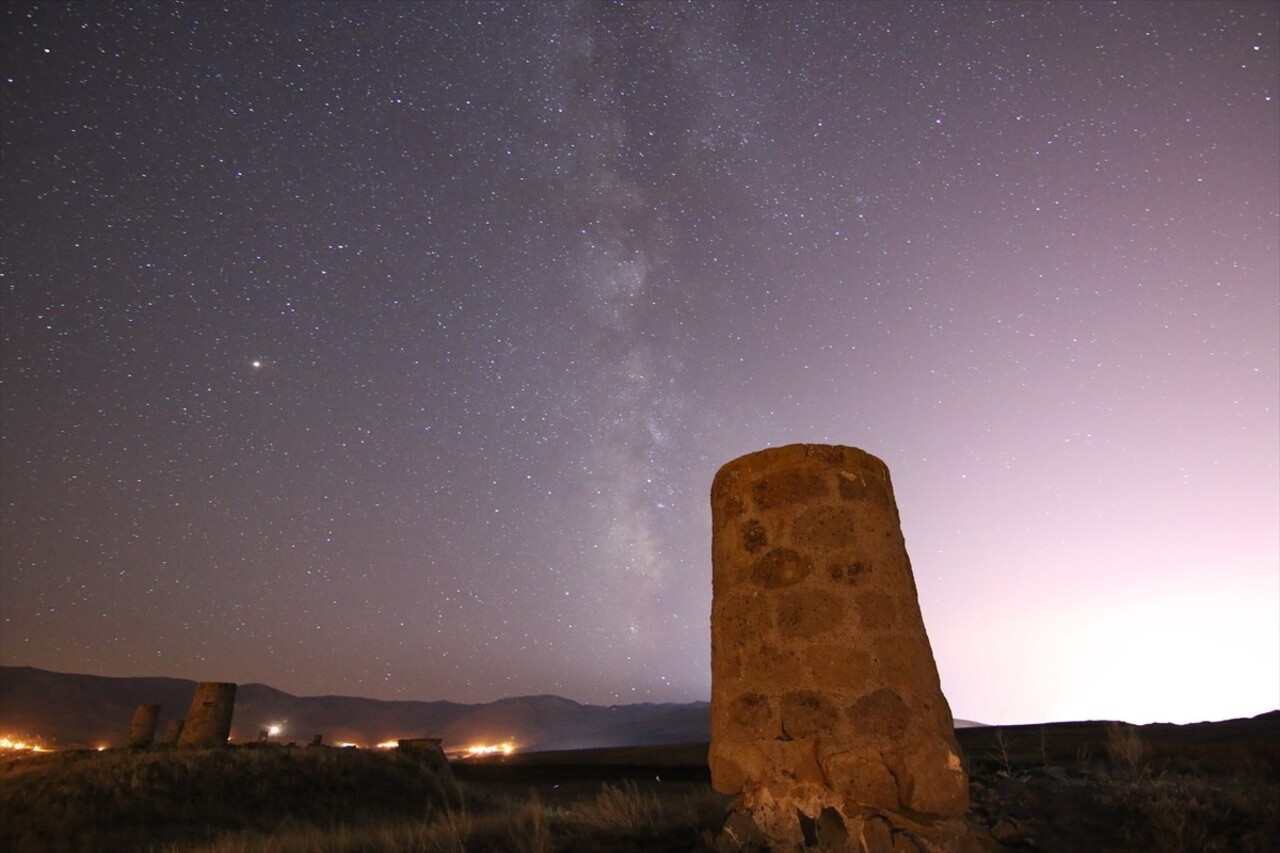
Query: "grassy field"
0 744 726 852
0 744 461 851
2 715 1277 851
959 719 1280 852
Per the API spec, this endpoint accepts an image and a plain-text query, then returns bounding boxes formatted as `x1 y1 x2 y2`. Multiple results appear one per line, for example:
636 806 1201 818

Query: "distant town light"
465 741 515 757
0 736 46 752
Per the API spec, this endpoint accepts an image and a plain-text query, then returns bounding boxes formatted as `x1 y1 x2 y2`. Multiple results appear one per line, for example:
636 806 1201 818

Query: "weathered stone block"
751 547 814 588
777 590 844 640
780 690 841 739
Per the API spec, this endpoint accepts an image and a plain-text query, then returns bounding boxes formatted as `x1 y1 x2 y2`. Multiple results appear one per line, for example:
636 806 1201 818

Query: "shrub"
1106 722 1148 776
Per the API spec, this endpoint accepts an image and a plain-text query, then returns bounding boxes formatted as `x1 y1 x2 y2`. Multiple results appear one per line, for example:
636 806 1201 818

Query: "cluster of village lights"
465 742 516 757
2 728 516 756
0 736 47 753
260 722 515 756
345 740 517 755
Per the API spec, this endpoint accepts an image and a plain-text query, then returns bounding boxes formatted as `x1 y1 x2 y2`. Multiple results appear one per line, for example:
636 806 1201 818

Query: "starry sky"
2 1 1276 727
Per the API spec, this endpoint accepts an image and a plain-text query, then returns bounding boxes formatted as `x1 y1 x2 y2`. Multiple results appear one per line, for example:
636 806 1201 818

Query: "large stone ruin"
177 682 237 748
710 444 970 852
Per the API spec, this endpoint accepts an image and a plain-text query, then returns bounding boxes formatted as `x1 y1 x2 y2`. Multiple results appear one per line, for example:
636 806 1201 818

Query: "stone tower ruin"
176 682 237 747
710 444 970 852
157 718 185 746
126 703 160 748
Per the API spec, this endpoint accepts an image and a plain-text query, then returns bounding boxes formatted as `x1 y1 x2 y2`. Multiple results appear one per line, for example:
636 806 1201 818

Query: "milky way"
2 2 1276 724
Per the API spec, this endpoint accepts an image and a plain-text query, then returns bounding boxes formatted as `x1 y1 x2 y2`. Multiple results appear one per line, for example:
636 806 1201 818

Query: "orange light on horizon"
464 741 515 757
0 736 47 753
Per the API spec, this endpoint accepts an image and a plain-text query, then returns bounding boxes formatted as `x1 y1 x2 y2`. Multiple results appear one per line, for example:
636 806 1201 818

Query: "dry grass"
965 721 1280 851
0 745 459 852
1099 728 1278 852
1105 721 1149 776
0 746 728 852
579 781 663 833
1104 765 1280 853
173 781 726 852
12 731 1276 852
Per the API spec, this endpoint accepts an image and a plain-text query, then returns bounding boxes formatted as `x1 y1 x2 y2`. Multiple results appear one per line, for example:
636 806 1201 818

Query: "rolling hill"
0 665 710 752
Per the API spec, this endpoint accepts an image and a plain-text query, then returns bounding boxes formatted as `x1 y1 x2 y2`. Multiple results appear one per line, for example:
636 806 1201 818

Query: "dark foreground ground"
1 712 1276 851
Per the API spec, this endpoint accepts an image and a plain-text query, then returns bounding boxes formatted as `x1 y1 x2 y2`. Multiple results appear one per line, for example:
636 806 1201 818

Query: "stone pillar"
157 718 185 746
176 682 237 747
126 704 161 748
710 445 969 852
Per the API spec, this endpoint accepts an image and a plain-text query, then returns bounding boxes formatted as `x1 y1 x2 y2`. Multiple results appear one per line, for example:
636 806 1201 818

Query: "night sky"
2 2 1276 727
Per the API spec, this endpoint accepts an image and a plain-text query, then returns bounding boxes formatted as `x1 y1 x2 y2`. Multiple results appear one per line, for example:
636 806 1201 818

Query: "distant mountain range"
0 666 987 753
0 666 710 752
